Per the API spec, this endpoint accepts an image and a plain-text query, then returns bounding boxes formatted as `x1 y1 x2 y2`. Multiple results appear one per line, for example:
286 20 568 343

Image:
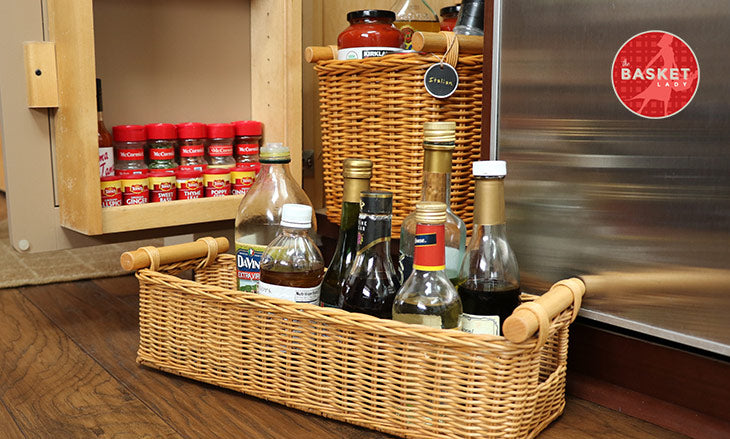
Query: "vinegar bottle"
456 160 520 336
390 0 440 50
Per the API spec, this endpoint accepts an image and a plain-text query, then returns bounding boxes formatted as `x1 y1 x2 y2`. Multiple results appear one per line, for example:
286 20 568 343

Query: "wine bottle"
399 122 466 285
393 201 462 329
340 191 400 318
320 159 373 307
456 160 520 336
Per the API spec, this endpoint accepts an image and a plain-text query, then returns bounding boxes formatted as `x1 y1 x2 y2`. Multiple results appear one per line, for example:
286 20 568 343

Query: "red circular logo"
612 31 699 119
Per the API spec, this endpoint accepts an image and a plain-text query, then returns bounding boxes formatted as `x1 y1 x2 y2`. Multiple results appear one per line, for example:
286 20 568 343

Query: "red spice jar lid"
175 169 203 179
113 125 146 142
204 167 232 175
206 123 234 139
100 175 121 182
176 122 206 139
146 123 177 140
232 120 263 136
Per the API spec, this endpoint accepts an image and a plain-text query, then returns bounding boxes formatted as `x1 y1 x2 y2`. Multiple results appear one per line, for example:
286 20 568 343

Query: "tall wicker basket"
312 39 483 237
129 239 585 439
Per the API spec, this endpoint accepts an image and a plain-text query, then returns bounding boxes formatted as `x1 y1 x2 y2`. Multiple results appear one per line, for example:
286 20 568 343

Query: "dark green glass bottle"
320 159 373 307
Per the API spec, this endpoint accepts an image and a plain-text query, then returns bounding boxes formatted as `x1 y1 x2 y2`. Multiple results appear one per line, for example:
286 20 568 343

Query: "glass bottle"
399 121 466 285
456 160 520 336
320 158 373 307
453 0 485 36
390 0 440 51
339 191 400 318
259 204 325 305
97 78 114 177
235 143 316 292
393 201 462 329
439 5 460 31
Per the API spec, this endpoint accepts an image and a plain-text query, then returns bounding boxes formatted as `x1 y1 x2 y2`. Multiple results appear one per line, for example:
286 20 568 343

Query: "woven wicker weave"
314 52 483 237
136 254 576 439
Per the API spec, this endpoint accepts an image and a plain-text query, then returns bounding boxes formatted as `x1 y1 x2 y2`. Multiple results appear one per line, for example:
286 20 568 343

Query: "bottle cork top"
423 121 456 145
415 201 447 224
343 158 373 179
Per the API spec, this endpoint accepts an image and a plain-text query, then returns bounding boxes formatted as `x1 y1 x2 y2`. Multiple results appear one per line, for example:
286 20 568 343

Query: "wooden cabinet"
0 0 302 252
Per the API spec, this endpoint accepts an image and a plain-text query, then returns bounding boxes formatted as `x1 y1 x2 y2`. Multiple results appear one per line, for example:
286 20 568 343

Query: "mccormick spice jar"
120 171 149 205
177 122 208 172
233 120 262 174
204 167 231 197
176 169 203 200
337 10 403 60
149 169 176 203
146 123 178 171
231 164 256 195
113 125 147 176
100 175 122 207
206 123 236 169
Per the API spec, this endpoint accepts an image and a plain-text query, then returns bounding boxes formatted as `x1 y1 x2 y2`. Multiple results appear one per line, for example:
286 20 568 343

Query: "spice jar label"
209 145 233 156
150 148 175 160
236 143 259 155
180 144 205 157
117 148 145 161
231 170 256 195
424 63 459 99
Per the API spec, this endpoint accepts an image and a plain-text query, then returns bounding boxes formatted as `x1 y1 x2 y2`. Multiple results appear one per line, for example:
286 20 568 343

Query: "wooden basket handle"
305 45 338 63
412 32 484 54
503 278 585 345
120 237 229 271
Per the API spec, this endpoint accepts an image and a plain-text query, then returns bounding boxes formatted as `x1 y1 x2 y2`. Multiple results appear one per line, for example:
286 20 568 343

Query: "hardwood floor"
0 273 687 439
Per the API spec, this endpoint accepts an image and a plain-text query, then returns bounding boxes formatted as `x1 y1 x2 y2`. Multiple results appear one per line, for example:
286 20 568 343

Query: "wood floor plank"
21 278 384 439
0 289 182 439
0 396 26 439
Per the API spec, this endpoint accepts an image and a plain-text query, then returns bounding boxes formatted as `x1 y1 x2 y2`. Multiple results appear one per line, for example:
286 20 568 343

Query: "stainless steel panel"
498 0 730 355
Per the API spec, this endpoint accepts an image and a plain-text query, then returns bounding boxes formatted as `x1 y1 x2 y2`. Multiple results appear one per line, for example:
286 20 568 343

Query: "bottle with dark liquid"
390 0 441 50
259 204 324 305
456 161 520 336
340 191 400 318
321 159 373 307
393 202 462 329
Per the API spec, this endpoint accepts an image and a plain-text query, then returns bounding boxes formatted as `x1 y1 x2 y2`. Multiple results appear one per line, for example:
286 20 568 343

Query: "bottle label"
459 313 500 336
398 25 416 50
357 215 390 254
395 313 442 328
209 144 233 156
236 143 259 155
413 224 445 271
231 170 256 195
337 47 403 60
258 281 320 305
99 147 115 177
149 174 176 203
116 148 144 161
236 243 266 292
180 144 204 157
149 147 174 160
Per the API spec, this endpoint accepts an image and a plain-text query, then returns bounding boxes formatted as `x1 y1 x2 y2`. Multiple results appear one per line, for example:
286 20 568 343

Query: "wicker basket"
313 43 483 237
132 241 584 439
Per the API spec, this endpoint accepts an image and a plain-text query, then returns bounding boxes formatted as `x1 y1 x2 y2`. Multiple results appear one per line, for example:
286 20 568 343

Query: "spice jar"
146 123 178 171
149 169 177 203
439 5 460 31
100 175 122 208
177 122 208 172
113 125 147 176
204 167 231 197
176 169 204 200
206 123 236 169
121 171 149 205
337 10 403 60
231 164 256 196
233 120 262 174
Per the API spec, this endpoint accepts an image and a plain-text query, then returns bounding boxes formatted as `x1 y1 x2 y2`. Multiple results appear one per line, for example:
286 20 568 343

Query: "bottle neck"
420 147 453 205
281 226 310 238
259 160 293 180
413 222 445 272
473 176 505 226
342 175 371 204
357 212 392 257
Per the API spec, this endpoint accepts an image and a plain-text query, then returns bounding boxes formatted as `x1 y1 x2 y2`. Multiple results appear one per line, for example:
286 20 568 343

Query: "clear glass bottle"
453 0 485 36
320 158 373 307
206 123 236 169
456 160 520 336
235 143 316 292
390 0 440 50
339 191 400 318
393 201 462 329
97 78 114 177
399 121 466 285
259 204 324 305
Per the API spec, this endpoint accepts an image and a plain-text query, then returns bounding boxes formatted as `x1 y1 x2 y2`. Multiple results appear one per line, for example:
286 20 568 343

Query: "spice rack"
0 0 302 251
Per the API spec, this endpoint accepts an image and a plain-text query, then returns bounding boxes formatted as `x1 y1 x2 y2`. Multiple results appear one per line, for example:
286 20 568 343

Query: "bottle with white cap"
235 143 316 293
456 160 520 336
258 204 324 305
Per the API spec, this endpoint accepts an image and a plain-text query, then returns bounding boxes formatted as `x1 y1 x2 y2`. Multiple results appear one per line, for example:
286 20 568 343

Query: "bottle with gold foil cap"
320 159 373 307
399 122 467 285
392 201 462 329
456 161 520 336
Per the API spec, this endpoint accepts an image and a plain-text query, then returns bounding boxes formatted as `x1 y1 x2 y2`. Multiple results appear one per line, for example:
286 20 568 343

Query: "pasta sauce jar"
337 10 403 60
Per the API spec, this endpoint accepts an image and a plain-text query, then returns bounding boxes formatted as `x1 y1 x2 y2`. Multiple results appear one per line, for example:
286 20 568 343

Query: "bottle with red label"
113 125 147 177
177 122 208 172
233 120 262 172
206 123 236 169
146 123 178 172
97 78 114 177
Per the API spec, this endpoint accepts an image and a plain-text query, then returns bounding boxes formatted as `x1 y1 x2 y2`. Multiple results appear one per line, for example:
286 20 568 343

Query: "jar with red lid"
233 120 262 174
100 175 122 208
177 122 209 172
176 169 204 200
146 123 178 171
439 5 460 31
206 123 236 169
337 10 403 60
203 167 231 197
113 125 147 176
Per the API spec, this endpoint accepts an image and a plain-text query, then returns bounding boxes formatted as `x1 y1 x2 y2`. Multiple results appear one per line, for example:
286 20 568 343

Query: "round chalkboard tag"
424 63 459 99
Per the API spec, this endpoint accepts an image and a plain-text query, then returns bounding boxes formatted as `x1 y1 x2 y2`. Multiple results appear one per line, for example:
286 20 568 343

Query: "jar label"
337 46 402 60
121 177 149 205
236 242 266 292
231 170 255 195
458 313 500 336
209 144 233 156
116 148 144 161
413 223 445 271
116 169 148 178
176 176 203 199
180 144 204 157
258 281 320 305
149 175 176 203
178 164 207 173
100 179 122 207
149 147 175 160
99 147 115 177
236 143 259 155
204 173 231 197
